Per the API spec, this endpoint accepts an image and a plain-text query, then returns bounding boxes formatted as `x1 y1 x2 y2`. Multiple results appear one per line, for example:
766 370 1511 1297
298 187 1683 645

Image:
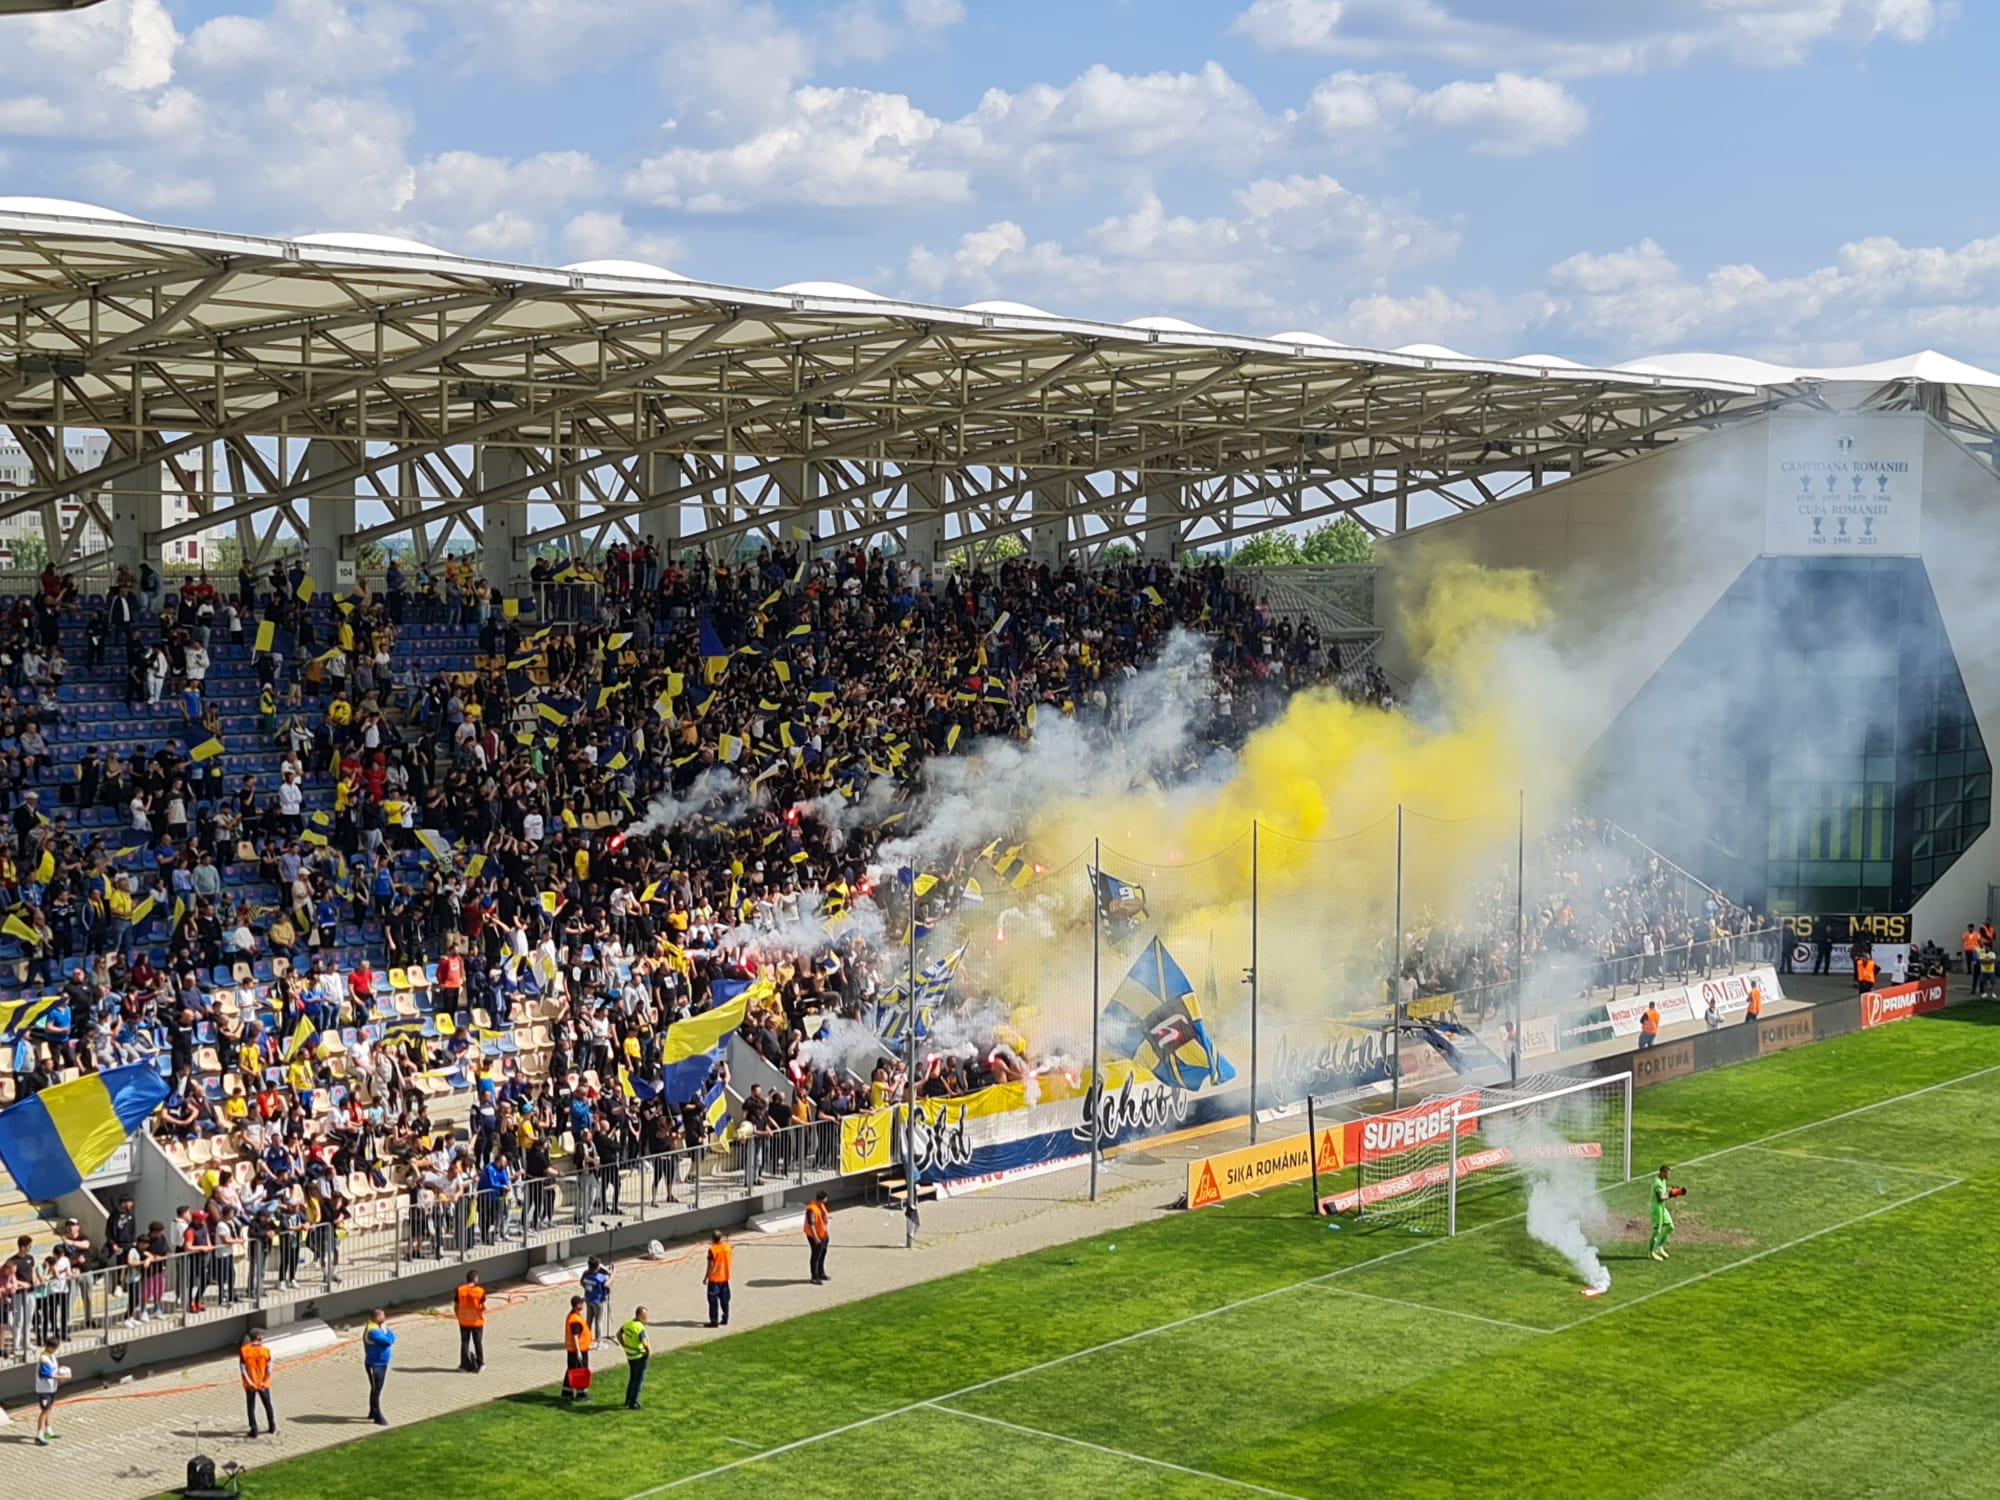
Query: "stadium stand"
0 543 1737 1366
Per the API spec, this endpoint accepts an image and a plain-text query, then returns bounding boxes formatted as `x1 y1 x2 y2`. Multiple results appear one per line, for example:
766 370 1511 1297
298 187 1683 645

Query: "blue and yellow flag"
701 1079 733 1141
699 618 730 684
1101 937 1235 1092
0 1064 169 1200
415 829 453 863
913 943 967 1008
0 996 56 1037
660 980 757 1103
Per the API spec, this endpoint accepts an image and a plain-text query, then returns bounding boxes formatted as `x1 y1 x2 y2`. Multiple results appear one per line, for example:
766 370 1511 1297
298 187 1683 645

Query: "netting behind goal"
1332 1073 1631 1236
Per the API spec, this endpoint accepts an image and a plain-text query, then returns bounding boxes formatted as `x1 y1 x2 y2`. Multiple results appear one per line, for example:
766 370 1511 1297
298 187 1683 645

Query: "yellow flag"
296 575 315 603
190 736 226 763
3 912 39 946
538 891 563 916
502 597 520 620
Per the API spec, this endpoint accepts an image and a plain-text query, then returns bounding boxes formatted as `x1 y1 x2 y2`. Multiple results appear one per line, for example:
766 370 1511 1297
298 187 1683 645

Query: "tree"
1096 542 1136 567
1299 516 1375 565
945 533 1027 572
0 532 46 575
1226 532 1303 567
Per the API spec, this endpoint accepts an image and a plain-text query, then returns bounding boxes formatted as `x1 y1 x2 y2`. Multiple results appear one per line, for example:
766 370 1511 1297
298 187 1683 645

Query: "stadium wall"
1376 407 2000 942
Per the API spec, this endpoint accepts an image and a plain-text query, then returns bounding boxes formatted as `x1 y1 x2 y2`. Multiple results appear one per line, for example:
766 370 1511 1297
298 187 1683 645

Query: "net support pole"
904 865 918 1249
1305 1092 1320 1212
1513 788 1525 1087
1622 1070 1634 1183
1249 818 1260 1145
1391 804 1405 1110
1089 835 1103 1203
1447 1102 1461 1237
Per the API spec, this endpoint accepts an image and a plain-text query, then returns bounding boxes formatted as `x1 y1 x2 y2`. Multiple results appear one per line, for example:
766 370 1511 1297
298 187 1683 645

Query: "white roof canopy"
1 203 1994 565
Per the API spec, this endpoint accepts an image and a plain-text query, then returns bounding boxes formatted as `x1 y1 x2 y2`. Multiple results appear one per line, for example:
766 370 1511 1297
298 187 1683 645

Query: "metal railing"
0 1119 840 1370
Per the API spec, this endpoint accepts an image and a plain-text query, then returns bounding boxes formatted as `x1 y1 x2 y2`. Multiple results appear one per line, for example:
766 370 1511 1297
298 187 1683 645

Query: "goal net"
1319 1073 1631 1239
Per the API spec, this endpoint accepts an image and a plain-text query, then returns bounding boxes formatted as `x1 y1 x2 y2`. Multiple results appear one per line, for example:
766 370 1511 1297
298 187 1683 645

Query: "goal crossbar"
1447 1071 1633 1236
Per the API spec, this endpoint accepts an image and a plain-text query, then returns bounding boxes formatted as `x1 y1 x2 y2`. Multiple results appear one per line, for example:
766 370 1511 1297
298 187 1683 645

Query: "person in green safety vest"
618 1306 651 1411
1650 1165 1686 1261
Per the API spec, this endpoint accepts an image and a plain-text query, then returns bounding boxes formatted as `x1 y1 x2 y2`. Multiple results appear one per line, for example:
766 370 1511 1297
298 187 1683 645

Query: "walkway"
0 1136 1222 1496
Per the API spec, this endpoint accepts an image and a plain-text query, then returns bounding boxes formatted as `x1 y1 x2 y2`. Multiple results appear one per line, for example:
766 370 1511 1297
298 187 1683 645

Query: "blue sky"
3 0 1996 366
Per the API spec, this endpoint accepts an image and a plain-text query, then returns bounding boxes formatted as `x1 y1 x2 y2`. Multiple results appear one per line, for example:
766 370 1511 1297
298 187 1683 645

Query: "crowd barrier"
0 1120 838 1375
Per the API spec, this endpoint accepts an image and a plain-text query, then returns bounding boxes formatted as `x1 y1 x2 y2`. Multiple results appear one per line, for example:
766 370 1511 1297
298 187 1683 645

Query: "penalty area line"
1308 1284 1555 1335
1550 1175 1964 1334
928 1402 1315 1500
1739 1145 1962 1181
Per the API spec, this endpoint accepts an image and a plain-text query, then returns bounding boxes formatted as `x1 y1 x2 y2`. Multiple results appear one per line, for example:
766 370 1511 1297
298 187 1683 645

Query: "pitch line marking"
1684 1061 2000 1166
928 1402 1315 1500
1740 1145 1962 1180
1310 1284 1554 1335
1550 1176 1964 1334
618 1060 2000 1498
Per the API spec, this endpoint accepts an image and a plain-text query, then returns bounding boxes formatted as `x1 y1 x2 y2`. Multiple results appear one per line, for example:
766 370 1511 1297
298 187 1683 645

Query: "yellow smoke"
984 559 1569 1036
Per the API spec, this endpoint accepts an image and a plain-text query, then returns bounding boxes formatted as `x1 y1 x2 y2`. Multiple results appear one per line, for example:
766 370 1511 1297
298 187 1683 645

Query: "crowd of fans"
0 538 1764 1356
0 545 1399 1339
1398 814 1773 1018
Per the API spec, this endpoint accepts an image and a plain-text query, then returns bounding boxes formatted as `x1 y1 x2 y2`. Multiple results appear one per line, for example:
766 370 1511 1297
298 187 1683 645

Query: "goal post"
1313 1072 1632 1235
1447 1072 1633 1236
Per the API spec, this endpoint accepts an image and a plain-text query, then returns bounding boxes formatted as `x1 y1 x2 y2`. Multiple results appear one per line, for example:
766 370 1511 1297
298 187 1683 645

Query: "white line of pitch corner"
1677 1060 2000 1168
927 1403 1316 1500
1740 1144 1964 1179
1550 1176 1964 1335
616 1059 2000 1499
1309 1283 1555 1335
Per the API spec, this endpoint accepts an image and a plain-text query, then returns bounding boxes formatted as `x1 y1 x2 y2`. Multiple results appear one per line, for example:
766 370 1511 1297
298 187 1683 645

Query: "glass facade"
1589 556 1988 915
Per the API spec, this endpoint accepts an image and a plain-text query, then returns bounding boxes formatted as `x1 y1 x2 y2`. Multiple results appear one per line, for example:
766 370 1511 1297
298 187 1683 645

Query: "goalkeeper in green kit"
1650 1164 1686 1260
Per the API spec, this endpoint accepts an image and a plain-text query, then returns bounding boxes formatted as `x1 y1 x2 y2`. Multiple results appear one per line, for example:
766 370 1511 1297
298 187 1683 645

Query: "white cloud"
253 88 418 226
630 62 1289 215
950 62 1283 183
1541 231 2000 365
558 211 688 269
186 0 417 83
1408 72 1586 154
1303 68 1584 154
1234 0 1945 76
905 175 1457 326
904 0 966 26
627 86 965 211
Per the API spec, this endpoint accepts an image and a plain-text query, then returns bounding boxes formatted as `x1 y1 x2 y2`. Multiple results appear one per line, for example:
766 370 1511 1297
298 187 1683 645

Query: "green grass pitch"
208 1010 2000 1499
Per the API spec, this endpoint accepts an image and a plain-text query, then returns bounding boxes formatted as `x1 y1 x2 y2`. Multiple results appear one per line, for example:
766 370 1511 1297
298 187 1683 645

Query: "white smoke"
797 1016 893 1080
713 887 890 960
626 765 756 836
874 629 1222 875
1486 1102 1611 1293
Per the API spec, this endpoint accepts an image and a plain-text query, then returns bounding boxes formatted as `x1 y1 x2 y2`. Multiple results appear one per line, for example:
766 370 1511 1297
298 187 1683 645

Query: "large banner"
1780 912 1912 946
1603 965 1782 1037
1765 413 1923 556
840 1062 1251 1192
1860 976 1949 1028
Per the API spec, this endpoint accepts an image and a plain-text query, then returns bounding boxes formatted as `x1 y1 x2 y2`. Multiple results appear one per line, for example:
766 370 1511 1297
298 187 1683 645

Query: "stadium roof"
2 199 1996 568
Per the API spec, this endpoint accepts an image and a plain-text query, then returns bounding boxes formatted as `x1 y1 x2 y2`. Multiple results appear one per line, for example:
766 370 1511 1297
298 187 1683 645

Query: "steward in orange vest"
805 1191 831 1285
455 1269 487 1374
